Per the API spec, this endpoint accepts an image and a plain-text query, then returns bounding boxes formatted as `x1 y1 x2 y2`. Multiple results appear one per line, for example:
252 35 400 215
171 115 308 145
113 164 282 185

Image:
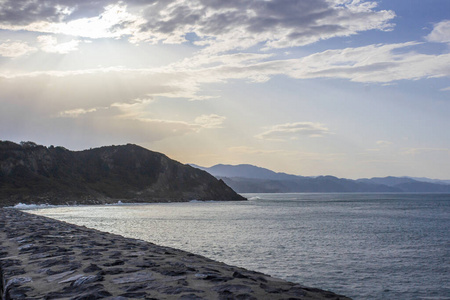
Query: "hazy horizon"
1 1 449 179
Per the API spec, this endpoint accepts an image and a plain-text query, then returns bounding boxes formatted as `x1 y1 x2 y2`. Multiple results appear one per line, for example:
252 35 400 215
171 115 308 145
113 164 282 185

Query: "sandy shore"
0 208 350 299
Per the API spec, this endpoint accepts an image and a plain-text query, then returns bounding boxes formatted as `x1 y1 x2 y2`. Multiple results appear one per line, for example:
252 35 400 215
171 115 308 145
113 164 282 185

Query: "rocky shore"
0 208 350 299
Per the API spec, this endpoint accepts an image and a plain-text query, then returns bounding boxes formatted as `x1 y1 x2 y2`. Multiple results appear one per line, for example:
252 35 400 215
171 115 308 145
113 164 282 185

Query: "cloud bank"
0 0 395 52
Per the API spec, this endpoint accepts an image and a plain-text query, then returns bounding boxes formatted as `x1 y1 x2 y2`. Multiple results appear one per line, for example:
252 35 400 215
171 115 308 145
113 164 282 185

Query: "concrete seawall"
0 208 350 299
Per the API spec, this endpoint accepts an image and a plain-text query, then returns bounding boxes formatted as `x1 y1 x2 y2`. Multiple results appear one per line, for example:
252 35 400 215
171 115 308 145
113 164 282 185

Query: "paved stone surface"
0 208 351 299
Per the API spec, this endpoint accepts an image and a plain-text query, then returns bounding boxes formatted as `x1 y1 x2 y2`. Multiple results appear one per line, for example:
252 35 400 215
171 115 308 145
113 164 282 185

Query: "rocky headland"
0 141 245 207
0 208 350 299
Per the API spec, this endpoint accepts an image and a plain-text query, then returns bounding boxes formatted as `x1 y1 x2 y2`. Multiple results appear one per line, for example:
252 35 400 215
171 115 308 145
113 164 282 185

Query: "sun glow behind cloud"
2 3 145 40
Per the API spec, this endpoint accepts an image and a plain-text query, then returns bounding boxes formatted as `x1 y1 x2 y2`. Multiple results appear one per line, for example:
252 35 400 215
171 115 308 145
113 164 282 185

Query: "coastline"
0 208 350 299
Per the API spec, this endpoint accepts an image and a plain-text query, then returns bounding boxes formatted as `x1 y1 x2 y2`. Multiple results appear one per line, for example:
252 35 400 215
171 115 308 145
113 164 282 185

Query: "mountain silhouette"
194 164 450 193
0 141 245 206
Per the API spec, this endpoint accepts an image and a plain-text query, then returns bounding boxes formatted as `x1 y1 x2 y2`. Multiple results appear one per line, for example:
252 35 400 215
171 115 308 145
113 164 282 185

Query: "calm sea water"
28 193 450 300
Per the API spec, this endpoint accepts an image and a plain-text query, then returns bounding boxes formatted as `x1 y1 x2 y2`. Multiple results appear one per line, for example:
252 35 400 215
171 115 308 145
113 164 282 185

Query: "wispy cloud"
1 40 449 106
402 148 450 156
376 140 393 146
58 108 98 118
219 42 450 83
0 40 37 57
256 122 331 140
194 114 226 129
110 98 156 119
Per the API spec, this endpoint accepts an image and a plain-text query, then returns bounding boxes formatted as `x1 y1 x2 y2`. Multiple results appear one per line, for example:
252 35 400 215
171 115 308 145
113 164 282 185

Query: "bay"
29 193 450 300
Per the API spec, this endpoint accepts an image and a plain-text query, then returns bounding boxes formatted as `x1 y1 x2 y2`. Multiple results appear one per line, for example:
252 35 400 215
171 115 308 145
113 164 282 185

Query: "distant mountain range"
0 141 245 207
191 164 450 193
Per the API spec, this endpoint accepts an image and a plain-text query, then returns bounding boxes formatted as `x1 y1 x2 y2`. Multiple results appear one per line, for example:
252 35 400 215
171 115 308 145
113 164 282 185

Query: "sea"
26 193 449 300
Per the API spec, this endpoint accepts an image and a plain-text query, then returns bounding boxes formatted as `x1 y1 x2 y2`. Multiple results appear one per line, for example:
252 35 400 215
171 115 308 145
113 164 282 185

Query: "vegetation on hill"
0 141 245 206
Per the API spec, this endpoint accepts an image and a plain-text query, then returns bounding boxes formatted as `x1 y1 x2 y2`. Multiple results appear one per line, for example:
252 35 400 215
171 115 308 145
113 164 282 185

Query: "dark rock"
83 264 102 273
70 290 112 300
98 268 124 275
159 263 189 276
81 249 102 257
121 284 148 292
4 267 26 276
46 270 76 282
30 252 56 260
196 273 233 282
103 260 125 267
5 276 32 289
259 283 293 294
256 276 268 283
136 261 158 268
44 284 108 299
108 251 122 259
1 259 22 268
111 271 154 284
5 286 33 300
213 284 254 294
233 271 250 279
179 294 206 300
119 292 148 298
159 286 203 295
39 258 70 268
71 275 103 286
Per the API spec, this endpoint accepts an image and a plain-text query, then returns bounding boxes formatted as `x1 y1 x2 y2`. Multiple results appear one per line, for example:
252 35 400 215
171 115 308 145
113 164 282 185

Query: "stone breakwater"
0 208 351 300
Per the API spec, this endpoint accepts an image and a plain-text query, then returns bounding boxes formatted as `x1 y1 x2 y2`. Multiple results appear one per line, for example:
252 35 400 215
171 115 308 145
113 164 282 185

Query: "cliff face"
0 141 245 206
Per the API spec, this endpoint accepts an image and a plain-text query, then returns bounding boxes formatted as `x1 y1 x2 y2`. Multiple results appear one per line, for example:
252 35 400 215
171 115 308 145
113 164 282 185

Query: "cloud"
2 41 449 107
0 0 395 53
441 86 450 92
292 42 450 82
37 35 80 53
0 69 195 146
0 40 37 57
138 0 395 52
192 42 450 84
365 140 393 152
110 98 156 119
376 140 393 146
1 41 448 113
58 107 98 118
256 122 331 140
0 82 196 147
426 20 450 43
194 114 226 128
0 66 229 147
0 3 146 40
402 148 450 156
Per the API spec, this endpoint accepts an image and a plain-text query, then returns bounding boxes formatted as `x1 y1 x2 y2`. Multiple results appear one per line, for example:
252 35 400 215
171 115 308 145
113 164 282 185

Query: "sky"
0 0 449 179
